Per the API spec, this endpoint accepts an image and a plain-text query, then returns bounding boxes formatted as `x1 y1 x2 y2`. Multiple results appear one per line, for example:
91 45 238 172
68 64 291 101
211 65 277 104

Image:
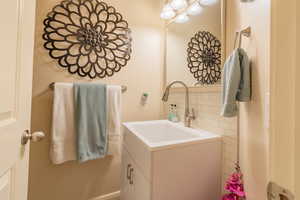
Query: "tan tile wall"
166 91 237 192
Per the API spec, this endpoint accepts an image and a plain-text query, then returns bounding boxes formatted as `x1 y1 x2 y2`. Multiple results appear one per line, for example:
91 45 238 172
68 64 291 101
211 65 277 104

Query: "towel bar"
49 82 127 93
233 26 252 167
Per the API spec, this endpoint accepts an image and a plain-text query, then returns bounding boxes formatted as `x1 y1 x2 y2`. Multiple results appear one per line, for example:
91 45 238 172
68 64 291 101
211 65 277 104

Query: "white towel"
50 83 77 164
107 85 122 156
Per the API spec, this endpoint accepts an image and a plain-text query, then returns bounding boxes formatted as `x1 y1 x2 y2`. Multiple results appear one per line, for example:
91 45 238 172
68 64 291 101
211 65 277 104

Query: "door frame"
269 0 297 197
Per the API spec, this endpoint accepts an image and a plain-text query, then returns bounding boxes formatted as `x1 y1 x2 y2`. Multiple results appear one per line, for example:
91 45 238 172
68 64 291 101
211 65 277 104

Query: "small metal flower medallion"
43 0 132 79
187 31 221 84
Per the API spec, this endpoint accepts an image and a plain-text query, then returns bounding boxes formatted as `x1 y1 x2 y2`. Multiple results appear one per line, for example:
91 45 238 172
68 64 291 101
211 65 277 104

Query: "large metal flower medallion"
43 0 132 79
187 31 221 84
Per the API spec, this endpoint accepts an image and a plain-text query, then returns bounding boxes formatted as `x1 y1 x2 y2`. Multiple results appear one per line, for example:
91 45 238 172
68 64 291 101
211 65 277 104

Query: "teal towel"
74 83 107 162
221 48 251 117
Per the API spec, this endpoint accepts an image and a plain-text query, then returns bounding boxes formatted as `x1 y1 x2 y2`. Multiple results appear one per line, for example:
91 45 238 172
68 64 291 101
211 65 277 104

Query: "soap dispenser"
168 104 179 122
172 104 179 122
167 104 174 121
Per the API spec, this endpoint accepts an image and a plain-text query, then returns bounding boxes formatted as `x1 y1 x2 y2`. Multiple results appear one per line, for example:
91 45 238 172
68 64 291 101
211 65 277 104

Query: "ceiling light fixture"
161 0 217 24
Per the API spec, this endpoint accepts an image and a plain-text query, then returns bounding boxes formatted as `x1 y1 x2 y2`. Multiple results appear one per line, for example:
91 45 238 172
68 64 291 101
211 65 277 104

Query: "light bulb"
160 4 176 19
175 13 189 23
170 0 188 10
199 0 218 6
160 10 176 19
187 2 203 15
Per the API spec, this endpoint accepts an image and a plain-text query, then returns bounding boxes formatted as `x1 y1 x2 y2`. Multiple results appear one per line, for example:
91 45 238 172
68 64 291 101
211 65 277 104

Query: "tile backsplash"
165 90 237 193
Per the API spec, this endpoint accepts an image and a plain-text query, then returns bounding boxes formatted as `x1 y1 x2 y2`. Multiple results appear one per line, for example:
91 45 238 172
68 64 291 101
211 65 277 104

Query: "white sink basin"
123 120 220 150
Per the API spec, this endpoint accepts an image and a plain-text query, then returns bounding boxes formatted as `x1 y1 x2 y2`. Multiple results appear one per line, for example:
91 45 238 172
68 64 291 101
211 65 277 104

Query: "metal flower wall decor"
43 0 132 79
187 31 221 84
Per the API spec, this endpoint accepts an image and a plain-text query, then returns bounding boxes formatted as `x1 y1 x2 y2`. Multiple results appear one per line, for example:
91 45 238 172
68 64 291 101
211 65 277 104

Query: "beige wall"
166 1 221 86
226 1 270 199
29 0 164 200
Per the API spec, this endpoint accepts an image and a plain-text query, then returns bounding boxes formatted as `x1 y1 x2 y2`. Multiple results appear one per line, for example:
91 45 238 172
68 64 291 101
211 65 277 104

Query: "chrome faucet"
162 81 196 127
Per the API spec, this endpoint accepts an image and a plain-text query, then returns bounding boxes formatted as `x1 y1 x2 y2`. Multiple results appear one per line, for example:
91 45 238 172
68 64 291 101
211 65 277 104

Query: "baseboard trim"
89 191 120 200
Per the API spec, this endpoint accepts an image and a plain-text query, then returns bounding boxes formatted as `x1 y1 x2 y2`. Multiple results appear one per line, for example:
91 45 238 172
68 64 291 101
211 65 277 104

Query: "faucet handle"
185 108 196 127
189 108 196 120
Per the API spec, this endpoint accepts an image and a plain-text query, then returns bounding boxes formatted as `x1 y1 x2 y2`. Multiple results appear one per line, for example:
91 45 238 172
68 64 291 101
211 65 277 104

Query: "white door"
0 1 37 200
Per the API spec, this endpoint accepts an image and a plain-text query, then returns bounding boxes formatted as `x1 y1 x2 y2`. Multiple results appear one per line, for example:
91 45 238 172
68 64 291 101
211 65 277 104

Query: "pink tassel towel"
222 164 246 200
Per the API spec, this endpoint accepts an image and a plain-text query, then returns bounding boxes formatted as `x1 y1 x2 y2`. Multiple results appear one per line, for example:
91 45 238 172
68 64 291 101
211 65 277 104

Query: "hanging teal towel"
221 48 251 117
74 83 107 163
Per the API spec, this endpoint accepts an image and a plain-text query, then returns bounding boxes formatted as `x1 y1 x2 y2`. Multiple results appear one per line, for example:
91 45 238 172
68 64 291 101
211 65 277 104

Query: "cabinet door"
120 146 133 200
121 146 151 200
130 159 151 200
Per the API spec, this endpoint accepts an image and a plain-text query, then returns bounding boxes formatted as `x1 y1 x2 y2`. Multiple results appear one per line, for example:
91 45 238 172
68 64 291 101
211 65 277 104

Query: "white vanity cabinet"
120 121 222 200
